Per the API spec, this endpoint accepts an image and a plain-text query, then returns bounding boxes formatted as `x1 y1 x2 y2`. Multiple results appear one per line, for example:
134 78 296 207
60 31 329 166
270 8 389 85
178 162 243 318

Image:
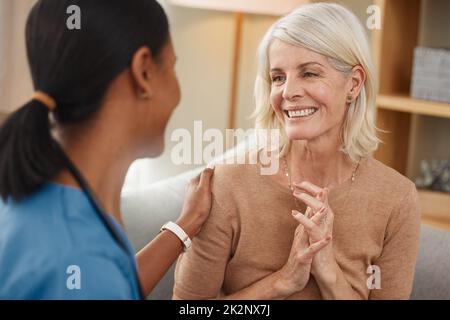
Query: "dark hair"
0 0 170 201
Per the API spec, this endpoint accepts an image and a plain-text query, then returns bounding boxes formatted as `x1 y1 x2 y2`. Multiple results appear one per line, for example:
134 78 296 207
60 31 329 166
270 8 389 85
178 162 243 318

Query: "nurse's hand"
176 167 214 239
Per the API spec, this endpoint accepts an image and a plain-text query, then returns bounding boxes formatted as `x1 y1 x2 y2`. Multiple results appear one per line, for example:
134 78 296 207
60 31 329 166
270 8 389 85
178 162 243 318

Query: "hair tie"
32 91 56 111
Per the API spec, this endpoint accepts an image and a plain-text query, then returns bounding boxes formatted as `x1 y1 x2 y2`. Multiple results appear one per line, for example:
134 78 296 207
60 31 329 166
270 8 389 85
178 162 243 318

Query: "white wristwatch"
160 221 192 252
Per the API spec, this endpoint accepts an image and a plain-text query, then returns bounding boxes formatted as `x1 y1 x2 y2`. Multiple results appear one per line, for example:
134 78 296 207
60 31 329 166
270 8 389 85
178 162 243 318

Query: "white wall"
0 0 35 114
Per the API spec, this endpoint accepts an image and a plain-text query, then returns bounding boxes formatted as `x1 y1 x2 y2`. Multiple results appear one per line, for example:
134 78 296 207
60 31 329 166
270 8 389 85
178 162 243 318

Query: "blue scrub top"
0 183 141 299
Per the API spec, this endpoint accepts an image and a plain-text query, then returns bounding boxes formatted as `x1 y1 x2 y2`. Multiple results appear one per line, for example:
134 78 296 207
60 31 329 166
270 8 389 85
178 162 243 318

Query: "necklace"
282 155 361 191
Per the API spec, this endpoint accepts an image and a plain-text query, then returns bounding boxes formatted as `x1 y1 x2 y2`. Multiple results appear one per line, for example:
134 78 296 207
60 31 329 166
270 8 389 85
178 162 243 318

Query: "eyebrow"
270 61 324 72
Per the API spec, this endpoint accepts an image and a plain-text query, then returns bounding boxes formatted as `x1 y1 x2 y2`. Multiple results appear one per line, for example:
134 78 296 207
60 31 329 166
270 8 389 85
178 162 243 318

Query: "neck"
53 115 136 228
287 131 357 188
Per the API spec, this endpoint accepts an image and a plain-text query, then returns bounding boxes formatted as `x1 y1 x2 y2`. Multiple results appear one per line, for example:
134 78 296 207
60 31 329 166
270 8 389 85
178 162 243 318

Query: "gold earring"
347 94 353 102
140 91 150 99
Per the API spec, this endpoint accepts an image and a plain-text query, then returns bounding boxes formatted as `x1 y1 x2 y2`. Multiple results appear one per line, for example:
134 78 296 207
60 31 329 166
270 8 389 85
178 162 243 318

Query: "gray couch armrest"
411 224 450 299
121 167 203 299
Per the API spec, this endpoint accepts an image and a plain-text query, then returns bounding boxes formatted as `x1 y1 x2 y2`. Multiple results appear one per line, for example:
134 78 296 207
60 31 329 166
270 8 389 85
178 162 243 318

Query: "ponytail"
0 101 64 201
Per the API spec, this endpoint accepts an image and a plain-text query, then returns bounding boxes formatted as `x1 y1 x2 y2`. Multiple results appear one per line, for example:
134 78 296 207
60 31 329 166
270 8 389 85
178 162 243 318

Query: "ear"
347 65 366 102
130 46 155 99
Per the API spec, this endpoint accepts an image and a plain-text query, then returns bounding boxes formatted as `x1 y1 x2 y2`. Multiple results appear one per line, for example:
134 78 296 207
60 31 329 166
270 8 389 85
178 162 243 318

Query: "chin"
284 126 320 141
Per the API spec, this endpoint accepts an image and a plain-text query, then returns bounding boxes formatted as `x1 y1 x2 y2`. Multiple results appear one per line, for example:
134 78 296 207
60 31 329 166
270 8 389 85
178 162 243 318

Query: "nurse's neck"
52 92 142 229
52 125 130 227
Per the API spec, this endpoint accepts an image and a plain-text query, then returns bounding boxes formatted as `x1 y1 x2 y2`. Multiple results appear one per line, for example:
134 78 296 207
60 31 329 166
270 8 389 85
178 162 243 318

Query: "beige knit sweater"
173 156 421 299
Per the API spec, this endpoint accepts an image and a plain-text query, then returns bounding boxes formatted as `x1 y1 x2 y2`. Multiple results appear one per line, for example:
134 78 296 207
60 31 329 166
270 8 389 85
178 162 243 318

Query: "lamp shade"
169 0 307 16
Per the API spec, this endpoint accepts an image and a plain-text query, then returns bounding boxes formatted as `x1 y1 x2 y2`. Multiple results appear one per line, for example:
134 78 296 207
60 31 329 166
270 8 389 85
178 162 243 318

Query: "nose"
282 75 305 101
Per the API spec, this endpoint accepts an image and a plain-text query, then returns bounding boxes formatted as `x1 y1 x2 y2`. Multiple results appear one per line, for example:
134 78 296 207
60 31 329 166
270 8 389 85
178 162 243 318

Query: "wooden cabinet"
373 0 450 230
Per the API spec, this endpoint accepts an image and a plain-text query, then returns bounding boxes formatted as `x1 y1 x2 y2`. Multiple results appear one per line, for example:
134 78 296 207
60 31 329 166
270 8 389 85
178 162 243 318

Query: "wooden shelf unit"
377 94 450 119
418 189 450 228
372 0 450 230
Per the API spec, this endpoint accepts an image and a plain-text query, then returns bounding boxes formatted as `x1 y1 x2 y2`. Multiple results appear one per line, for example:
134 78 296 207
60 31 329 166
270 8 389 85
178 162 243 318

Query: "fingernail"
291 210 299 216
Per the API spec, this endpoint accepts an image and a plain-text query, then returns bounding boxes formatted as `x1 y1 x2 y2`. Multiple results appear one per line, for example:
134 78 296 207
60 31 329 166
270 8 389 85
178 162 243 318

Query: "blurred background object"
0 0 35 122
411 47 450 104
415 159 450 193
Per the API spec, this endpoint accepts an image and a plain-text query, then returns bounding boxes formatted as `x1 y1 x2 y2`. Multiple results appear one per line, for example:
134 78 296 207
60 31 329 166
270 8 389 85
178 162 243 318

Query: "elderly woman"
173 3 420 300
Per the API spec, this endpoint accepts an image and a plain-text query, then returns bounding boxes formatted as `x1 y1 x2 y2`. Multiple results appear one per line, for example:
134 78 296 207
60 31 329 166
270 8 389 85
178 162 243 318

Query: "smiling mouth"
283 107 318 119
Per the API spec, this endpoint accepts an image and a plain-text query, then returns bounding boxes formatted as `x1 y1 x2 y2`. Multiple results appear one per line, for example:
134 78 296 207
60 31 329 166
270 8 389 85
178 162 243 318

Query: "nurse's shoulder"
0 183 136 299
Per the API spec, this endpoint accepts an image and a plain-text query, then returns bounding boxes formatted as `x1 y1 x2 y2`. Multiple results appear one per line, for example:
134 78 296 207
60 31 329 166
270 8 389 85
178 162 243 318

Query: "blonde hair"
252 2 379 162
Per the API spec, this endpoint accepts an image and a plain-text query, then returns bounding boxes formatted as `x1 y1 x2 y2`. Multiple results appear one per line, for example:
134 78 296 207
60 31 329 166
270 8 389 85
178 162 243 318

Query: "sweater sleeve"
369 183 421 300
173 198 235 300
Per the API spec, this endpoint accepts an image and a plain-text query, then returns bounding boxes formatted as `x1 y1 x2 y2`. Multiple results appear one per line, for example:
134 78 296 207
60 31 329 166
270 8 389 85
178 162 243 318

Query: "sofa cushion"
411 224 450 299
121 168 202 299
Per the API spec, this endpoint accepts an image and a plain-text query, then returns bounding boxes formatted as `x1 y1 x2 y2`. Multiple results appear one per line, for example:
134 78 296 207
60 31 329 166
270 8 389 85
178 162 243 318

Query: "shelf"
418 189 450 230
377 94 450 119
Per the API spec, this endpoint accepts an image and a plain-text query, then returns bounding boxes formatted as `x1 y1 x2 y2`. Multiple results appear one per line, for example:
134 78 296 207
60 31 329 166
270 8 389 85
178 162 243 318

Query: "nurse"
0 0 213 299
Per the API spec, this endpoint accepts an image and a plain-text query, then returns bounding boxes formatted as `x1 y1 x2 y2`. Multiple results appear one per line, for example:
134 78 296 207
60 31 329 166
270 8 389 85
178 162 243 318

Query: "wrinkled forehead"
268 39 329 70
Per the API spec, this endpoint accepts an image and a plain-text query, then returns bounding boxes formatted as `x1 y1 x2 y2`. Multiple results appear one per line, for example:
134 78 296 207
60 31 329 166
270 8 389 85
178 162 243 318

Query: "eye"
271 75 286 83
303 72 318 78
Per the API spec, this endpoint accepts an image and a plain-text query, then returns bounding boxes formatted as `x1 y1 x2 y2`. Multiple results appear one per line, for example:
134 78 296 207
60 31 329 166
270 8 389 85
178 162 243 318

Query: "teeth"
287 108 317 118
